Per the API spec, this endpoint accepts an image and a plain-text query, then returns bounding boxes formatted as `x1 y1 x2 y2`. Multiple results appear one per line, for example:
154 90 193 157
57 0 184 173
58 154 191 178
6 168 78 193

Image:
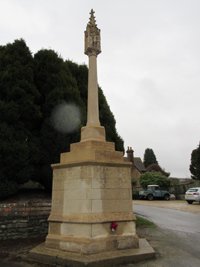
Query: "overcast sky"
1 0 200 178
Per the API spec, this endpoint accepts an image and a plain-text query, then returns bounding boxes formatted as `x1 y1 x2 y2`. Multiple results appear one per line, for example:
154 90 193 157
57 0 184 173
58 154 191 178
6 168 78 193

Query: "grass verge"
136 215 156 228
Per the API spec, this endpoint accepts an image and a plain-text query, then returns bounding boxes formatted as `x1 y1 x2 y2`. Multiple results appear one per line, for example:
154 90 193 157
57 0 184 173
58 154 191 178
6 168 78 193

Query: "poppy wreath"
110 221 118 232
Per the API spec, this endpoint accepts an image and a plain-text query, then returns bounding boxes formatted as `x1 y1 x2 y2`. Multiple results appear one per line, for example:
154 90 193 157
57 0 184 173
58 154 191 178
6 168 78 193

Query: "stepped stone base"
29 138 155 265
29 238 155 267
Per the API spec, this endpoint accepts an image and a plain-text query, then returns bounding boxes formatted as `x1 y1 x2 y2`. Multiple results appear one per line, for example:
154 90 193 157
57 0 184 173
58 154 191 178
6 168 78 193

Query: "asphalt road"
134 204 200 233
132 203 200 267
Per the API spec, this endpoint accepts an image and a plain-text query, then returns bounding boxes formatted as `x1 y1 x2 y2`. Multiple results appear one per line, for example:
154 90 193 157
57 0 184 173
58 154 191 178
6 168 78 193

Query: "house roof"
134 157 146 172
146 163 170 177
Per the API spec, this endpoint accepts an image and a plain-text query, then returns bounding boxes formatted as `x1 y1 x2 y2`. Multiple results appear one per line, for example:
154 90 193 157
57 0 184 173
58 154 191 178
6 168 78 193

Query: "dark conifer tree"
143 148 158 168
190 143 200 180
33 50 84 190
0 40 124 194
0 39 41 191
98 88 124 151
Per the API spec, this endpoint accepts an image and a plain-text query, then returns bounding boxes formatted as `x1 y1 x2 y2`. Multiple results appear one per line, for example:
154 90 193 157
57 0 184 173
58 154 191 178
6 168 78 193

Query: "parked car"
139 185 170 200
185 187 200 204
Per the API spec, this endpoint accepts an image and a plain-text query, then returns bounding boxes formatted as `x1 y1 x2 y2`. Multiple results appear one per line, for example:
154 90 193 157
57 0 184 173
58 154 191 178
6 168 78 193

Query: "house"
125 147 146 189
146 163 170 177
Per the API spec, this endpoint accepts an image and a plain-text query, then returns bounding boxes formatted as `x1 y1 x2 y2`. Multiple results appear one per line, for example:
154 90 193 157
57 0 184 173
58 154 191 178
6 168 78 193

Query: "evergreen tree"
33 50 84 190
98 88 124 151
0 39 125 194
190 143 200 180
66 61 88 126
143 148 158 168
0 39 41 190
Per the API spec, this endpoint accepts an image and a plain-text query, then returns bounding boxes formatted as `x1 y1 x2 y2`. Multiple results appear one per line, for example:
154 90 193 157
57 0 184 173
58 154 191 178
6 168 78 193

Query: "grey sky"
1 0 200 178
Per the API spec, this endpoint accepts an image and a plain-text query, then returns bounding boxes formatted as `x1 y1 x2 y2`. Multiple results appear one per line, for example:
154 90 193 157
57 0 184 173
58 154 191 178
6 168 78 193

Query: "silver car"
185 187 200 204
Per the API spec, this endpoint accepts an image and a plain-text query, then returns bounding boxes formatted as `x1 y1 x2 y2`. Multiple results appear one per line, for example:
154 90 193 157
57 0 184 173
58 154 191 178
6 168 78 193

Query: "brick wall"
0 201 51 240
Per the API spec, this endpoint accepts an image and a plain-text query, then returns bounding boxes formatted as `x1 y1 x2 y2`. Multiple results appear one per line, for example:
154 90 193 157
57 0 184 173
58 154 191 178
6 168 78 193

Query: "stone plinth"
30 139 155 265
44 140 139 255
30 239 155 267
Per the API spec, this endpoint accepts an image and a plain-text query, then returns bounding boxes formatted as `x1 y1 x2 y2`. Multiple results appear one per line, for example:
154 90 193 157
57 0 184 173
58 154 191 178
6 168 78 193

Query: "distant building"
145 163 170 177
125 147 146 189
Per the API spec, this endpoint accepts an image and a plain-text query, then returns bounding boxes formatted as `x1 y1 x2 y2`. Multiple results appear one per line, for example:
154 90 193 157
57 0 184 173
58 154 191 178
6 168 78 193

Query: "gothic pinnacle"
89 9 97 26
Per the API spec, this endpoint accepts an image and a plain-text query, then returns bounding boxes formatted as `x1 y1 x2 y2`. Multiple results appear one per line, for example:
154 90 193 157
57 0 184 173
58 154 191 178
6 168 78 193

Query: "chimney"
126 146 134 163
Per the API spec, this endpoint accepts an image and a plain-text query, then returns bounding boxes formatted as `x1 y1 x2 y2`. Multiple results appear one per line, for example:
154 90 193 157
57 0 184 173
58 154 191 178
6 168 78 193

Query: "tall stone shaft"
85 9 101 126
87 54 100 126
81 9 105 141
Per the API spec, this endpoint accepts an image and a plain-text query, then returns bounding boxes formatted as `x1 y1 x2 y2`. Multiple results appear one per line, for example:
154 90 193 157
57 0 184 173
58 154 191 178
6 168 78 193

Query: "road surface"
134 204 200 233
132 203 200 267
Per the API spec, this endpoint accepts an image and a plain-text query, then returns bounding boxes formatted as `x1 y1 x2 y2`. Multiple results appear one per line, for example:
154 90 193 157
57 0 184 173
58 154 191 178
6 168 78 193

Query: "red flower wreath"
110 221 118 232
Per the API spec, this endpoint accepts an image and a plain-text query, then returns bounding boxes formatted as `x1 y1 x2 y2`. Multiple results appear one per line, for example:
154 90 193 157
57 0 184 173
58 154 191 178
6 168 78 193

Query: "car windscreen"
187 189 198 192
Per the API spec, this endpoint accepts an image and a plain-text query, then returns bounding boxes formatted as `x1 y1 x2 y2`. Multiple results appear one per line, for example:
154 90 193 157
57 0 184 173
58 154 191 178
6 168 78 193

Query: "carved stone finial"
90 9 94 15
89 9 96 26
85 9 101 56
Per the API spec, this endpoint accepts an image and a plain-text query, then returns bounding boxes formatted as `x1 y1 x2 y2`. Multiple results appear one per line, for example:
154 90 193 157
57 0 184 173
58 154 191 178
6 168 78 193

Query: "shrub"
140 172 170 189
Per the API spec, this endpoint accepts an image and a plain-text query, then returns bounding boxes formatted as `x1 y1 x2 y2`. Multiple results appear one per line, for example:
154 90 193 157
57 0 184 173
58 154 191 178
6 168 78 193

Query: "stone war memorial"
30 10 155 266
